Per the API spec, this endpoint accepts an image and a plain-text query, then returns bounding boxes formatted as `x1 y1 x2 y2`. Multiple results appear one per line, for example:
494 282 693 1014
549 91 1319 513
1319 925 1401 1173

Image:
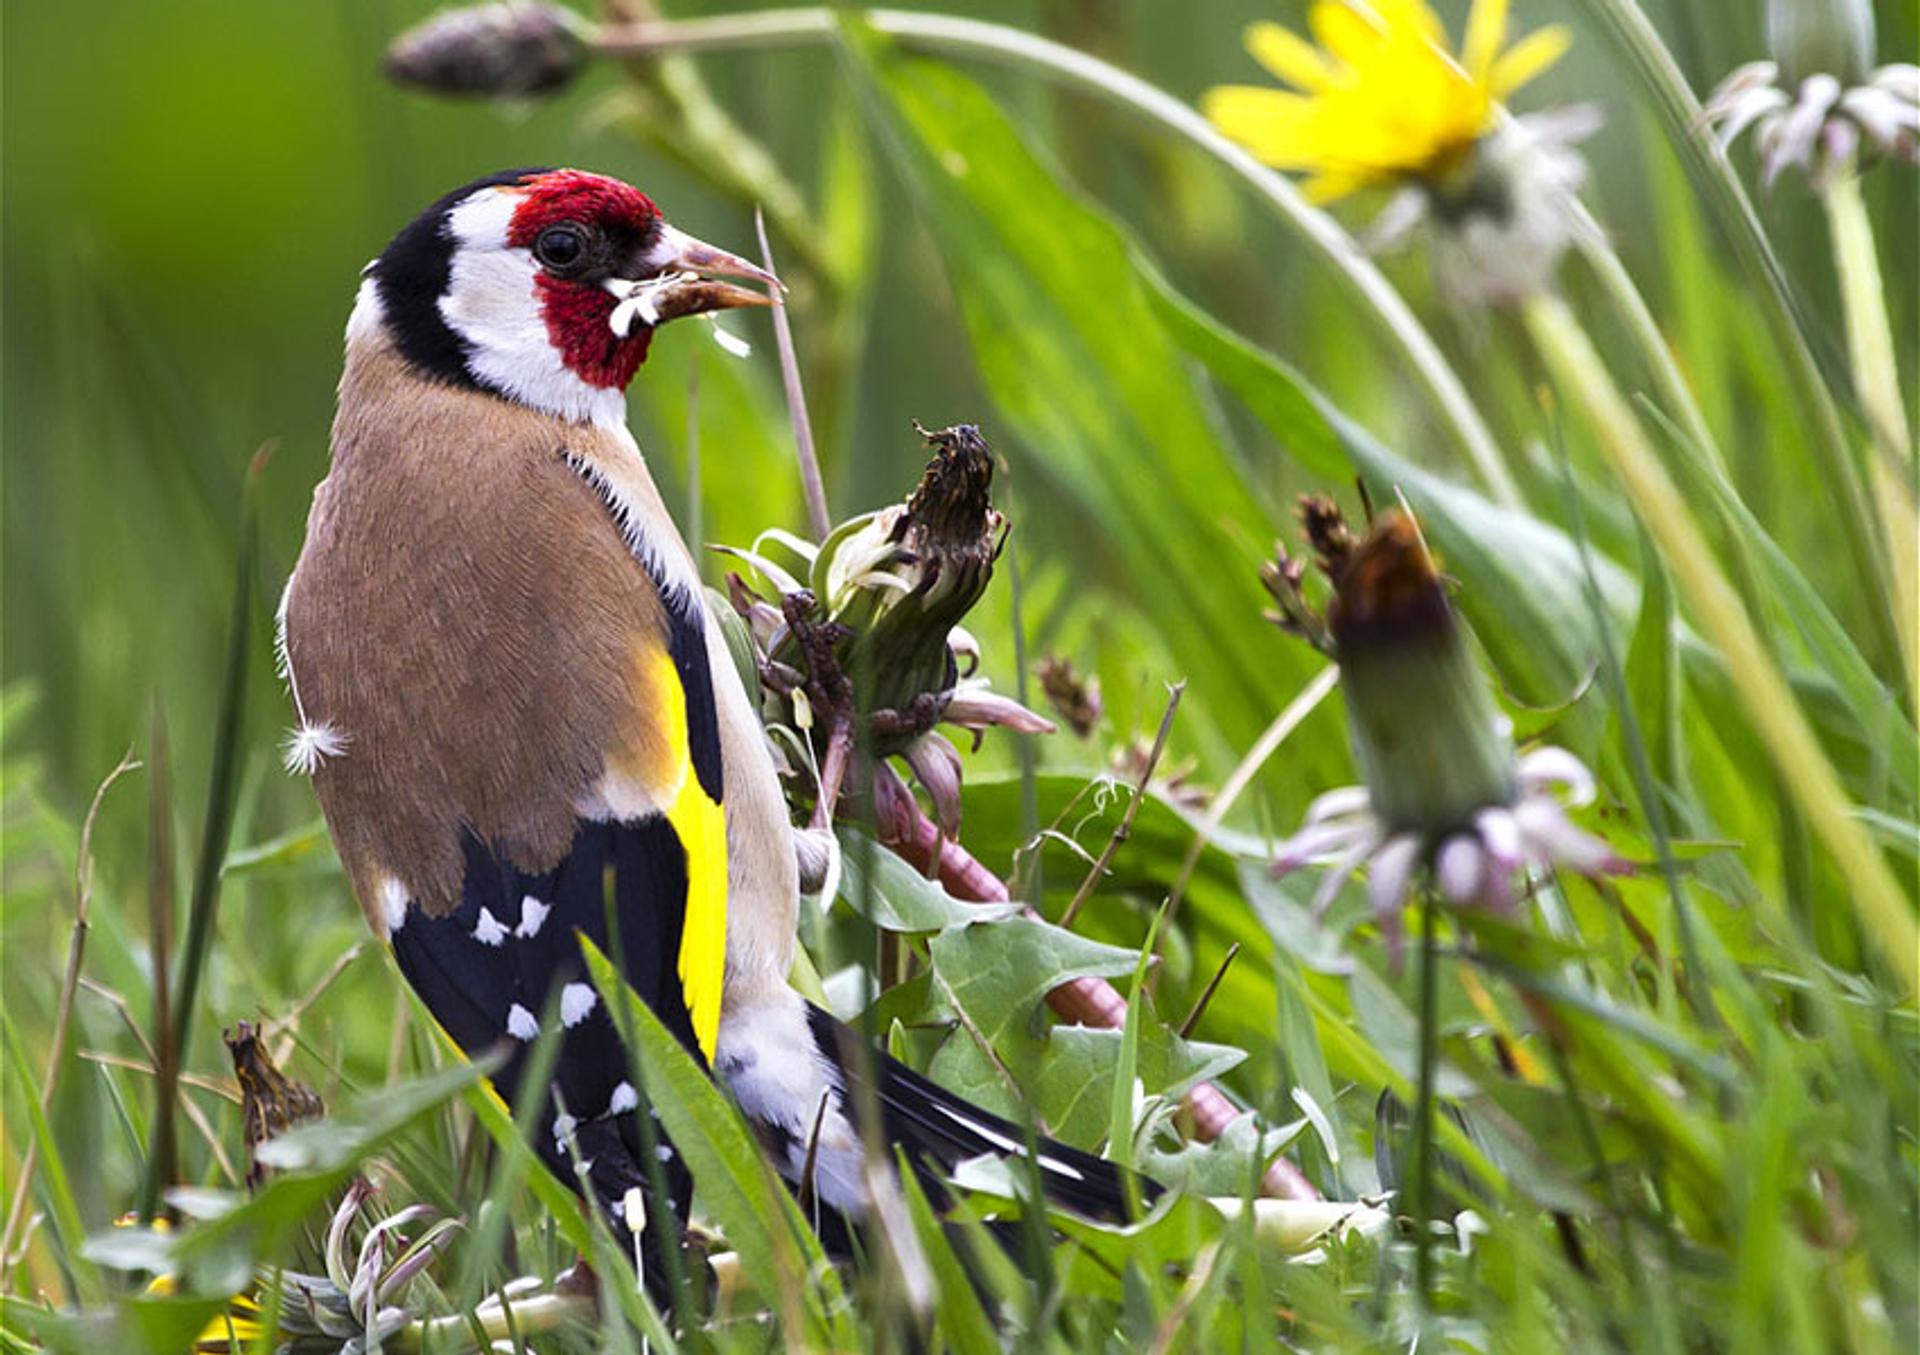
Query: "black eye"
533 224 587 270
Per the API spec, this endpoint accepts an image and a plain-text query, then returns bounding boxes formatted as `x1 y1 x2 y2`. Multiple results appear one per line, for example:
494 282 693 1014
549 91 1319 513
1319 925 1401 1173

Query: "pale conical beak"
605 223 782 337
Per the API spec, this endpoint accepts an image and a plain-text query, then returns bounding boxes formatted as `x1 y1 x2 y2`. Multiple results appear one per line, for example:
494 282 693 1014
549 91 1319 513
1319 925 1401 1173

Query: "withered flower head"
841 422 1007 719
725 422 1052 841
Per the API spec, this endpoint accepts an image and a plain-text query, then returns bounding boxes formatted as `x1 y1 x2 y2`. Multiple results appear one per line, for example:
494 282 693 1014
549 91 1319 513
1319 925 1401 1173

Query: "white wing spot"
560 983 598 1028
608 1081 639 1115
473 907 508 946
516 895 552 938
506 1003 539 1041
1037 1154 1086 1181
552 1112 577 1146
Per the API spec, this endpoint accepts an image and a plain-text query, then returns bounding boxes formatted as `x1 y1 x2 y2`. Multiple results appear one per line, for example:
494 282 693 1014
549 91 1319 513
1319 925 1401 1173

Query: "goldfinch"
280 168 1137 1272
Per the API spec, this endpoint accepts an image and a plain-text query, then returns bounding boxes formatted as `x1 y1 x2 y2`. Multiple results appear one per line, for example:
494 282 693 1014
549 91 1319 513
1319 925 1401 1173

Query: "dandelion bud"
1326 511 1518 836
1267 504 1626 937
385 3 587 98
1767 0 1874 87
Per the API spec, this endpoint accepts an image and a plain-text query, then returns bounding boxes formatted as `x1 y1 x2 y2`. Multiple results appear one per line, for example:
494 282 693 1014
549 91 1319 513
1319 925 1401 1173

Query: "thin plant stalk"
1572 0 1899 675
139 444 268 1219
1522 290 1918 997
1060 681 1181 929
1166 664 1340 921
1820 169 1919 713
756 207 831 542
1411 886 1440 1312
590 7 1519 506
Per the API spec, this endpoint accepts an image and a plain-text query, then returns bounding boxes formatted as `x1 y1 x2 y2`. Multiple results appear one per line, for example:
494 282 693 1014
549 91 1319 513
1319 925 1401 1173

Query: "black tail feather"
805 1003 1156 1225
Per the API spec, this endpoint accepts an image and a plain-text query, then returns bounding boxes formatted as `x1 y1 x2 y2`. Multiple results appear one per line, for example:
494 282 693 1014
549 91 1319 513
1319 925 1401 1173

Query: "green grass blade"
579 936 849 1346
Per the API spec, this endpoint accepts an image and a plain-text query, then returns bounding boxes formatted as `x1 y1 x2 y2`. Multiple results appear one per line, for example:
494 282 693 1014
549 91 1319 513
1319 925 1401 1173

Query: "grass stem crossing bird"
280 167 1140 1281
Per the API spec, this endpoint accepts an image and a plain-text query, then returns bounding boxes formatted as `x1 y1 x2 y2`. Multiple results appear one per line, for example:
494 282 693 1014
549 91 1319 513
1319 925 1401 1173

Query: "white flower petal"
1435 834 1488 904
1870 63 1919 101
1310 831 1379 919
1273 818 1377 873
1513 795 1626 876
1304 785 1375 826
1517 746 1596 806
1365 834 1423 921
1710 84 1789 149
1840 86 1918 150
1475 806 1524 870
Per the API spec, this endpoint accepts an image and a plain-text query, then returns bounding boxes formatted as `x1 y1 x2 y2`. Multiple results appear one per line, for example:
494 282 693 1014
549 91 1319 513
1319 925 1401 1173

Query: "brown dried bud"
1297 494 1356 578
386 3 587 99
1036 656 1104 738
226 1020 324 1187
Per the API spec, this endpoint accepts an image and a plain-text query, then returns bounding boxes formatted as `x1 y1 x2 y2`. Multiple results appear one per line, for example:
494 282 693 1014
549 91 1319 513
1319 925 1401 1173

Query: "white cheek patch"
437 188 627 430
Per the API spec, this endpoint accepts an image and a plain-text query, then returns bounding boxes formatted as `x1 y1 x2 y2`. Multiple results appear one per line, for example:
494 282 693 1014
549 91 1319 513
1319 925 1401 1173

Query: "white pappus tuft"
604 272 696 339
706 317 752 358
282 720 350 776
277 571 349 776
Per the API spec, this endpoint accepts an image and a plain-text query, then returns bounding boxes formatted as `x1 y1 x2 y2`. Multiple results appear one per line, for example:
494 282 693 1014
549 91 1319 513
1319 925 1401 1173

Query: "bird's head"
359 167 777 425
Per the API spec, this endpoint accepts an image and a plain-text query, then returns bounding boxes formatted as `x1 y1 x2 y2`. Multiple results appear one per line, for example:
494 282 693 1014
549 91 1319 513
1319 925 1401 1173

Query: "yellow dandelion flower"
1203 0 1571 201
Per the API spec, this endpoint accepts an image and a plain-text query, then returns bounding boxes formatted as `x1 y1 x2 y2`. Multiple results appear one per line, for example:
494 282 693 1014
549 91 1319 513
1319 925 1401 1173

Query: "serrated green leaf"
835 825 1020 933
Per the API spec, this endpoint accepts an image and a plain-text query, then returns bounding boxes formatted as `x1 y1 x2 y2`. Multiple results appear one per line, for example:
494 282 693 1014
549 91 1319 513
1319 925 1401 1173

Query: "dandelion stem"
591 7 1519 505
1523 290 1918 999
1411 884 1440 1313
1820 170 1919 714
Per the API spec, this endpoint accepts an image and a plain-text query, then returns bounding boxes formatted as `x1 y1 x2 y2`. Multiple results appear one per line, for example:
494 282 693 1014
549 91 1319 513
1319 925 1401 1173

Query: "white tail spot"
560 983 598 1027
